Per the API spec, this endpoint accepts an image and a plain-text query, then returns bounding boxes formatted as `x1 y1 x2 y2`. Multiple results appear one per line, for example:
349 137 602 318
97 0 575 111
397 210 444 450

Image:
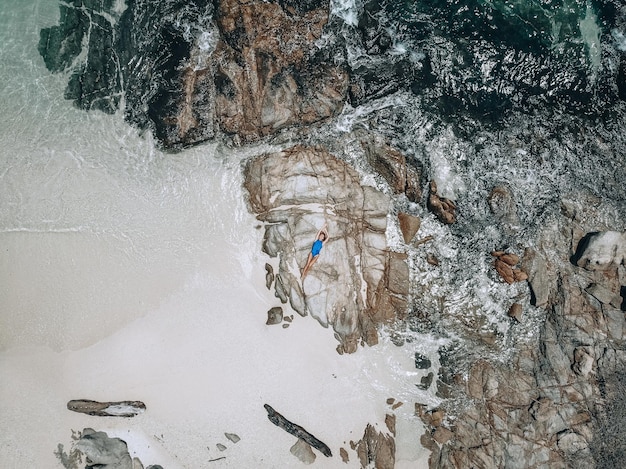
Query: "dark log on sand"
67 399 145 417
264 404 332 457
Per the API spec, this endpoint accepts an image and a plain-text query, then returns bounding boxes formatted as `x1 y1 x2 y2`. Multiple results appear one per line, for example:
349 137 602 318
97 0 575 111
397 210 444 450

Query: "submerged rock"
290 438 316 465
243 146 409 352
56 428 134 469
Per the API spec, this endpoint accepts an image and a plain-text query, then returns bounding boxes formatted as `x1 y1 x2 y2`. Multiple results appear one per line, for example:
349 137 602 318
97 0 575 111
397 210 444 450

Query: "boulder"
243 146 409 352
492 251 527 285
398 213 421 243
40 0 348 147
74 428 133 469
522 248 551 307
574 231 626 271
508 303 523 322
415 353 432 369
427 180 456 224
488 185 519 227
67 400 145 417
212 0 348 142
266 307 284 325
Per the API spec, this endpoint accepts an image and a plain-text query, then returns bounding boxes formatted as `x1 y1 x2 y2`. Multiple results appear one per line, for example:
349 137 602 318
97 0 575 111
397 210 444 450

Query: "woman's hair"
319 232 326 241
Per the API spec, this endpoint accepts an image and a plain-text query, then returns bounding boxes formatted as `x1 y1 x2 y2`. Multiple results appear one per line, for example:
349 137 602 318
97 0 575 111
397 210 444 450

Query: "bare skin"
301 225 329 279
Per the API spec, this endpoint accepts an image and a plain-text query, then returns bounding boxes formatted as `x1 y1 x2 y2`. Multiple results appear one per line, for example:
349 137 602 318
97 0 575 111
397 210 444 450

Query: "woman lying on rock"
301 224 329 279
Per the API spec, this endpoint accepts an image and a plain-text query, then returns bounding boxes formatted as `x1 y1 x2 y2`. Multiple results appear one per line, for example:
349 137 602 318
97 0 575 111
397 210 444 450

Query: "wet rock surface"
39 0 347 148
419 202 626 469
243 145 409 353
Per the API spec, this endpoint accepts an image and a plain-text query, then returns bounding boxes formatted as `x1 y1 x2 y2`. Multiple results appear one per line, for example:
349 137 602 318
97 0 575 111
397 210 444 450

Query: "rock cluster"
491 250 528 284
243 146 409 353
39 0 347 147
427 181 456 224
420 215 626 469
361 134 422 202
352 420 396 469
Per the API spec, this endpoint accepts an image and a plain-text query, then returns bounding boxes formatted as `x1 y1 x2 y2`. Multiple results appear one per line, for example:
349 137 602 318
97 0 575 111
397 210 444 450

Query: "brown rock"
495 259 515 284
362 135 421 202
508 303 523 322
499 253 520 266
385 414 396 436
364 142 407 194
431 409 445 427
488 185 519 226
212 0 348 141
427 181 456 224
426 254 439 266
355 424 395 469
420 431 436 451
398 212 421 244
66 400 146 417
513 269 528 282
244 146 408 352
339 447 349 463
433 426 454 444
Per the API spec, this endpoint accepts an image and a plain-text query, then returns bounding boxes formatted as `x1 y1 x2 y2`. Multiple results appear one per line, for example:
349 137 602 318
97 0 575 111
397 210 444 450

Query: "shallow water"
0 1 436 467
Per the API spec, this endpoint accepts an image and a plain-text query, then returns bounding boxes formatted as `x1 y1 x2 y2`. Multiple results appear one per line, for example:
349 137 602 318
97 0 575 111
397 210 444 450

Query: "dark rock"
264 404 332 457
414 353 432 369
508 303 523 322
488 185 519 227
265 263 274 289
417 372 434 390
266 307 283 325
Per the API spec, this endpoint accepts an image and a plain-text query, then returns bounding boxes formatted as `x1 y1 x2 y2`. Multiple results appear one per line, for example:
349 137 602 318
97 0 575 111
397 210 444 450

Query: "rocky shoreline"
40 1 626 468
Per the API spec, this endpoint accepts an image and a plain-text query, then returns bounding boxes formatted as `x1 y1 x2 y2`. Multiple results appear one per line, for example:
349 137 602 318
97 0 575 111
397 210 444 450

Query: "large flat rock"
244 146 409 353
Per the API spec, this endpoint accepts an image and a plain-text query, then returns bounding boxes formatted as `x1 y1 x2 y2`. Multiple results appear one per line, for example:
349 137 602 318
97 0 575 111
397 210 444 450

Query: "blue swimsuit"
311 239 323 257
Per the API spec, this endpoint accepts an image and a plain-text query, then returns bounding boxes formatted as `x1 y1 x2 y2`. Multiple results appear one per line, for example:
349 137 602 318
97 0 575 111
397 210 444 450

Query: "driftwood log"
67 399 146 417
264 404 332 457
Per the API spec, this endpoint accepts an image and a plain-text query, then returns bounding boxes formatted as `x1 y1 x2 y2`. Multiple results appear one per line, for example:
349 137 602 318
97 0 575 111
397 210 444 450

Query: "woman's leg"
301 253 318 279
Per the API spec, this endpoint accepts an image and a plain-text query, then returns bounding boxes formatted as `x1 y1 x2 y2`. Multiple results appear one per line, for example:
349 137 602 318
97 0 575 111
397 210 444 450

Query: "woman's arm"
319 224 329 244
